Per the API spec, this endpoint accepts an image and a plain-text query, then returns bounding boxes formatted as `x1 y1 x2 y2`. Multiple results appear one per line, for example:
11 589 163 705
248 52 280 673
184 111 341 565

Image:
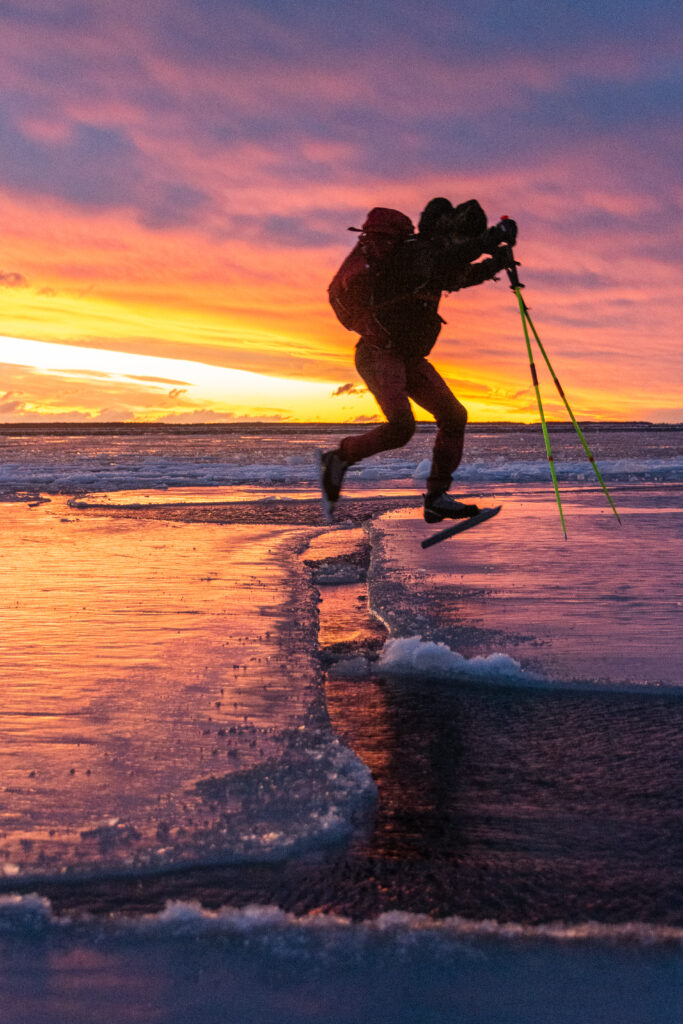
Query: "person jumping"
321 198 517 522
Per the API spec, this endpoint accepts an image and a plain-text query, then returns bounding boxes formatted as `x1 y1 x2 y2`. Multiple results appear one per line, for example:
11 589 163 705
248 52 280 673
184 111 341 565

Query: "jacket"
362 232 509 358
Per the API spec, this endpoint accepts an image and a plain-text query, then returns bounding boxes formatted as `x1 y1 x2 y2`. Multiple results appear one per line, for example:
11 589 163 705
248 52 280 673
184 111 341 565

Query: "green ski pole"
506 255 567 538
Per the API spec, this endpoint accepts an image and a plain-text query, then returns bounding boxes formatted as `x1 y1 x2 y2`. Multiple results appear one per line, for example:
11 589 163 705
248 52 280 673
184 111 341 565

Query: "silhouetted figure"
322 199 516 521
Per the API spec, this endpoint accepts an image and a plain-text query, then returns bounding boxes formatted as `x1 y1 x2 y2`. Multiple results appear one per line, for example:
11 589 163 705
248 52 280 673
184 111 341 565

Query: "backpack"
328 208 414 332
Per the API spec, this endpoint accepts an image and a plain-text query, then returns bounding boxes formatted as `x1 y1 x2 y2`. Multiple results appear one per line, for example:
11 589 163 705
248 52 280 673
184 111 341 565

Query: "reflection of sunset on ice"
1 452 680 921
0 497 373 878
0 426 681 1022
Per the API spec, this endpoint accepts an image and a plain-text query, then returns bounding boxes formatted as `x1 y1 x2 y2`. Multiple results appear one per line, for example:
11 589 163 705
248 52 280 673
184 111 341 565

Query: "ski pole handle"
504 248 523 289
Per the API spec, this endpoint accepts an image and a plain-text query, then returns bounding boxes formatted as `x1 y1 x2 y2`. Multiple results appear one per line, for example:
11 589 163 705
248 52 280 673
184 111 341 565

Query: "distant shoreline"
0 420 680 437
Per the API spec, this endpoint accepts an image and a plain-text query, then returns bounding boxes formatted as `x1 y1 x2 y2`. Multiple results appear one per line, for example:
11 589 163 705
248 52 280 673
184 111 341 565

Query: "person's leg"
405 358 468 495
320 342 416 517
337 342 416 465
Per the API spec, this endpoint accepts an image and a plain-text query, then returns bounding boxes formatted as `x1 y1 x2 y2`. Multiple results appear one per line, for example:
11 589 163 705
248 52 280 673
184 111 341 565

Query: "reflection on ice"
369 484 683 690
1 476 681 931
0 499 373 882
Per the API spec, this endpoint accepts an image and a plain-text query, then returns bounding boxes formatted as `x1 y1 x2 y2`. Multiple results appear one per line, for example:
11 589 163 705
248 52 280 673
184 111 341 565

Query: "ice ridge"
1 894 681 947
1 453 681 497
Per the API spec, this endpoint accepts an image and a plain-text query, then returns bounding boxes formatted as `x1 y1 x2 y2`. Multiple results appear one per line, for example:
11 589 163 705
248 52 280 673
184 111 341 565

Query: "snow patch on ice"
377 635 543 684
180 736 377 865
0 894 57 931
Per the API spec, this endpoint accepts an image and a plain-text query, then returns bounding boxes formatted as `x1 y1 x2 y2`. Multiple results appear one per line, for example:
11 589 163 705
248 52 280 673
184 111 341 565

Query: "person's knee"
442 401 467 435
387 410 416 447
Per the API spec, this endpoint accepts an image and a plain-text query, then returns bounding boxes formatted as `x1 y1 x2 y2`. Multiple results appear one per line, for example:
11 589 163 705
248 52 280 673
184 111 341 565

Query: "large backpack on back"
328 208 414 333
328 243 370 332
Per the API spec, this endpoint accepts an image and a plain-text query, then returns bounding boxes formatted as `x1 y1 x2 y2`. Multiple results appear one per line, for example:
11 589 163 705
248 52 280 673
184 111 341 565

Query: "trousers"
338 339 468 495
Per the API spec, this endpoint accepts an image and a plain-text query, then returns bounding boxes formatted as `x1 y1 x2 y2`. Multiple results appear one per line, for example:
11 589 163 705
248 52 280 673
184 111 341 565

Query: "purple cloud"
0 270 28 287
332 382 366 397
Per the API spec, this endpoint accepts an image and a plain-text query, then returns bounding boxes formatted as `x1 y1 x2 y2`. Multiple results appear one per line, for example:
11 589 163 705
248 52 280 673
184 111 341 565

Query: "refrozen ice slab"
368 483 683 690
0 499 374 882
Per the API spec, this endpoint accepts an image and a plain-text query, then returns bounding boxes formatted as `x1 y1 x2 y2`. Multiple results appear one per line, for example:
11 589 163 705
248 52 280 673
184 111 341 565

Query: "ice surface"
368 484 683 690
0 499 374 882
0 895 680 1024
1 428 682 1022
1 426 681 499
328 655 372 679
0 450 678 495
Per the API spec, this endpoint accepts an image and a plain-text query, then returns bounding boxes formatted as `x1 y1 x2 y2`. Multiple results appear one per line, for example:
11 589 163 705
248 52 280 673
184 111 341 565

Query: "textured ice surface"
0 500 374 882
0 895 680 1024
368 484 683 690
1 426 681 498
1 429 682 1022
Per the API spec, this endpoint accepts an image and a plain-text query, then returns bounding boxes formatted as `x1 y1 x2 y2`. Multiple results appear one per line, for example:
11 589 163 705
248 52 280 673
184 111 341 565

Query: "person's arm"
446 246 515 290
437 233 489 268
434 221 506 278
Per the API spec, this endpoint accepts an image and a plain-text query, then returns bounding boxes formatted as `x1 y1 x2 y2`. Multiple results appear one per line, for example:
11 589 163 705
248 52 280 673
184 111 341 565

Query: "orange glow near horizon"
1 182 680 424
3 327 677 425
1 188 680 425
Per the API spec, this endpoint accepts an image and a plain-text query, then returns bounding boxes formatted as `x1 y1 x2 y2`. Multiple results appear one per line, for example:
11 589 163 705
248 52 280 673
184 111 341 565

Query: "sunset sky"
0 0 681 423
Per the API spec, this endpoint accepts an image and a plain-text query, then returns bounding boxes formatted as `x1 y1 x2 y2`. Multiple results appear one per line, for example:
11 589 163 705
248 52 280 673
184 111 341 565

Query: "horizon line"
1 419 680 430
